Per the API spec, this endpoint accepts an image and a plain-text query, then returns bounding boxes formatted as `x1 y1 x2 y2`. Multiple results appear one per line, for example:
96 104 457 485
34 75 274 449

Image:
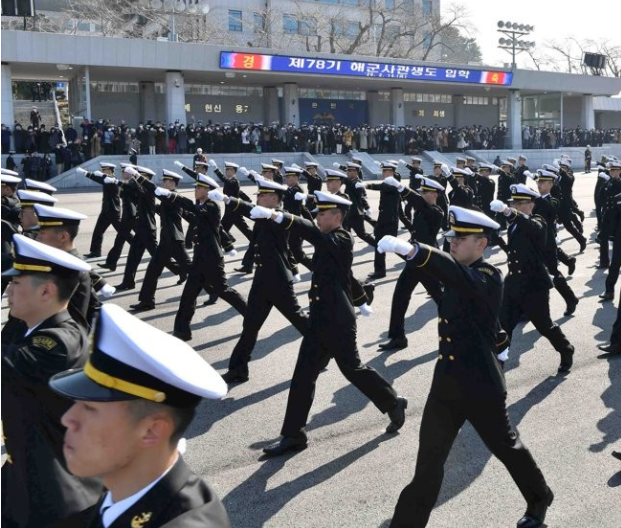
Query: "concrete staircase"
13 100 58 128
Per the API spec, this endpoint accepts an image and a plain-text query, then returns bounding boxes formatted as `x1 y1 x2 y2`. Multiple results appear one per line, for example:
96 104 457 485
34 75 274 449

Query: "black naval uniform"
67 248 103 330
301 168 323 216
515 163 530 185
446 175 474 209
404 163 424 220
556 167 586 249
366 181 401 276
54 457 230 528
135 178 192 306
387 187 443 341
1 311 102 528
283 183 314 271
496 168 514 229
225 199 309 379
473 174 496 218
104 180 137 270
273 213 399 439
499 209 574 366
390 245 549 527
604 193 621 295
86 171 132 257
167 193 247 339
1 192 20 294
213 167 253 241
598 176 621 268
342 176 376 247
594 167 609 230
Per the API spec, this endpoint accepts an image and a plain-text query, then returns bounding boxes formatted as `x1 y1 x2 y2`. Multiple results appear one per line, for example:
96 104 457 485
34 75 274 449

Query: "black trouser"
222 211 253 241
610 292 621 344
346 215 376 248
281 325 398 438
288 233 313 272
138 239 191 304
390 392 548 527
228 280 309 375
599 230 611 267
557 247 574 267
89 212 127 255
174 257 246 336
388 263 442 340
104 218 135 266
559 209 585 244
605 238 621 293
500 287 573 356
399 202 413 231
545 253 577 306
374 221 398 274
121 225 161 285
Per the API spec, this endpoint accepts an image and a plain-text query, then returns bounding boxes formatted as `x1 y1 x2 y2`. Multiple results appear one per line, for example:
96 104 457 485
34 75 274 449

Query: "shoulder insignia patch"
478 266 494 276
32 336 58 350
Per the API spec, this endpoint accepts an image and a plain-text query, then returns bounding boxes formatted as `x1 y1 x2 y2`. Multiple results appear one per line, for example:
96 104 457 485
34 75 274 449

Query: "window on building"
422 0 433 16
385 0 395 9
283 14 298 34
299 19 316 36
463 96 489 105
422 32 432 50
228 10 242 32
253 12 266 33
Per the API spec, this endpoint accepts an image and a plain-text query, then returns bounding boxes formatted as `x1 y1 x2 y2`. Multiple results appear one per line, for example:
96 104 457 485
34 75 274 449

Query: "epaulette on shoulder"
476 262 501 281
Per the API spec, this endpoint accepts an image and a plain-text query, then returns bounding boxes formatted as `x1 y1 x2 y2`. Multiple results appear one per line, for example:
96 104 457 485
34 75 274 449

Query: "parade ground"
2 169 620 528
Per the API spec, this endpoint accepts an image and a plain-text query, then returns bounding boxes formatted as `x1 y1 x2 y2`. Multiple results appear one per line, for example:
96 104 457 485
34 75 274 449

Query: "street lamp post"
497 21 535 69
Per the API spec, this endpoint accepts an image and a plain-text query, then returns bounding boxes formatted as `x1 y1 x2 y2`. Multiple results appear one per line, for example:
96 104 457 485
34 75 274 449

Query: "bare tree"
539 37 621 77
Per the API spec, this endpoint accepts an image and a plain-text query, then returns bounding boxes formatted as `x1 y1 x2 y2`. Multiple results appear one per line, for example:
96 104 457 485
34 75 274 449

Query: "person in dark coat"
496 160 515 230
1 171 21 295
47 303 231 528
600 189 621 300
301 161 323 216
340 162 376 248
382 206 552 528
256 190 407 457
1 235 103 528
596 161 621 269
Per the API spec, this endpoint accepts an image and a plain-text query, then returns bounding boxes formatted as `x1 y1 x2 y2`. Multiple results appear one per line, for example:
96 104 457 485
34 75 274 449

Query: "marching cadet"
455 156 466 169
430 161 449 226
208 178 309 384
271 158 285 183
1 235 102 528
48 304 231 528
491 186 575 374
472 162 497 217
556 158 587 252
300 161 323 216
97 164 138 272
153 172 247 342
248 191 407 456
130 169 192 312
596 161 621 269
16 188 58 236
283 166 314 272
363 162 403 280
380 207 552 528
402 157 424 219
378 175 444 351
78 163 133 260
446 167 474 208
600 189 621 301
514 155 530 184
465 155 478 174
209 159 253 242
533 170 580 316
34 204 116 331
341 162 376 248
1 170 21 294
594 156 610 231
496 160 515 230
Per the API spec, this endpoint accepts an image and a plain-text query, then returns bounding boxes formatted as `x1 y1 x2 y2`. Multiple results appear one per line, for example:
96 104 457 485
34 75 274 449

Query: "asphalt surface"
2 170 620 527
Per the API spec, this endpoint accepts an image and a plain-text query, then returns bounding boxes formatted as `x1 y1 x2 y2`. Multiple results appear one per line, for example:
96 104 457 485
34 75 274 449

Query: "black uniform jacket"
342 177 371 218
366 182 401 226
86 171 121 216
400 187 444 246
213 168 251 209
533 195 560 260
119 175 157 231
409 245 506 399
1 310 102 528
141 178 185 243
51 457 230 528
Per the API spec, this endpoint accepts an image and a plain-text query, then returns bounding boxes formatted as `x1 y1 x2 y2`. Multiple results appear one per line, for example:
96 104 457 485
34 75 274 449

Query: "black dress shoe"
564 298 579 316
597 262 609 269
599 291 614 301
558 347 574 373
363 283 376 306
172 331 192 342
567 258 576 276
262 436 308 457
367 271 386 280
597 343 621 354
83 252 101 259
378 338 408 351
97 263 117 272
176 274 187 285
222 371 249 384
612 451 621 461
130 302 155 313
203 296 218 306
234 266 252 274
516 488 554 528
115 283 136 292
579 238 587 253
386 396 408 434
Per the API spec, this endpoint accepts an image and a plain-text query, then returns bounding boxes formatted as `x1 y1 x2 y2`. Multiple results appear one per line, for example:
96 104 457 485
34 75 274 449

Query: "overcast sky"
458 0 621 70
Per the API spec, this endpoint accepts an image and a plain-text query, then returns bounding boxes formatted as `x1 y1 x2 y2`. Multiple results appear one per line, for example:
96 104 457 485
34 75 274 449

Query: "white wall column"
581 94 595 130
367 91 382 127
84 65 92 121
507 89 522 149
263 86 279 125
453 94 463 127
2 63 15 132
165 70 186 125
139 81 156 124
390 87 404 127
283 83 299 127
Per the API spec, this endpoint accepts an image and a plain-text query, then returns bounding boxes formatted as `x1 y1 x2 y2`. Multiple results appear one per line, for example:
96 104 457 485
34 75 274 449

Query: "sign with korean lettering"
220 52 513 86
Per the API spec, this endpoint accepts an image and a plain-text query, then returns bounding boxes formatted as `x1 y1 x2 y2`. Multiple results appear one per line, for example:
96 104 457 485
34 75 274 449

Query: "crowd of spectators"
3 118 620 181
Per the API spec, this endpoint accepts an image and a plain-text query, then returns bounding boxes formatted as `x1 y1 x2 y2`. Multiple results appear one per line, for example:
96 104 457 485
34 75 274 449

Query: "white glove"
93 170 104 177
225 249 237 257
497 347 509 362
364 208 372 217
599 172 610 181
99 283 116 299
333 162 340 169
249 170 263 180
238 166 249 177
103 176 118 185
555 236 561 245
76 167 88 175
208 159 218 169
377 235 414 256
293 273 302 283
490 200 506 213
294 192 308 201
250 205 275 220
154 187 171 197
524 170 535 180
441 164 451 178
373 160 382 167
173 160 185 169
359 303 374 317
414 174 424 180
398 159 407 165
383 176 404 192
208 189 225 202
355 182 365 189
